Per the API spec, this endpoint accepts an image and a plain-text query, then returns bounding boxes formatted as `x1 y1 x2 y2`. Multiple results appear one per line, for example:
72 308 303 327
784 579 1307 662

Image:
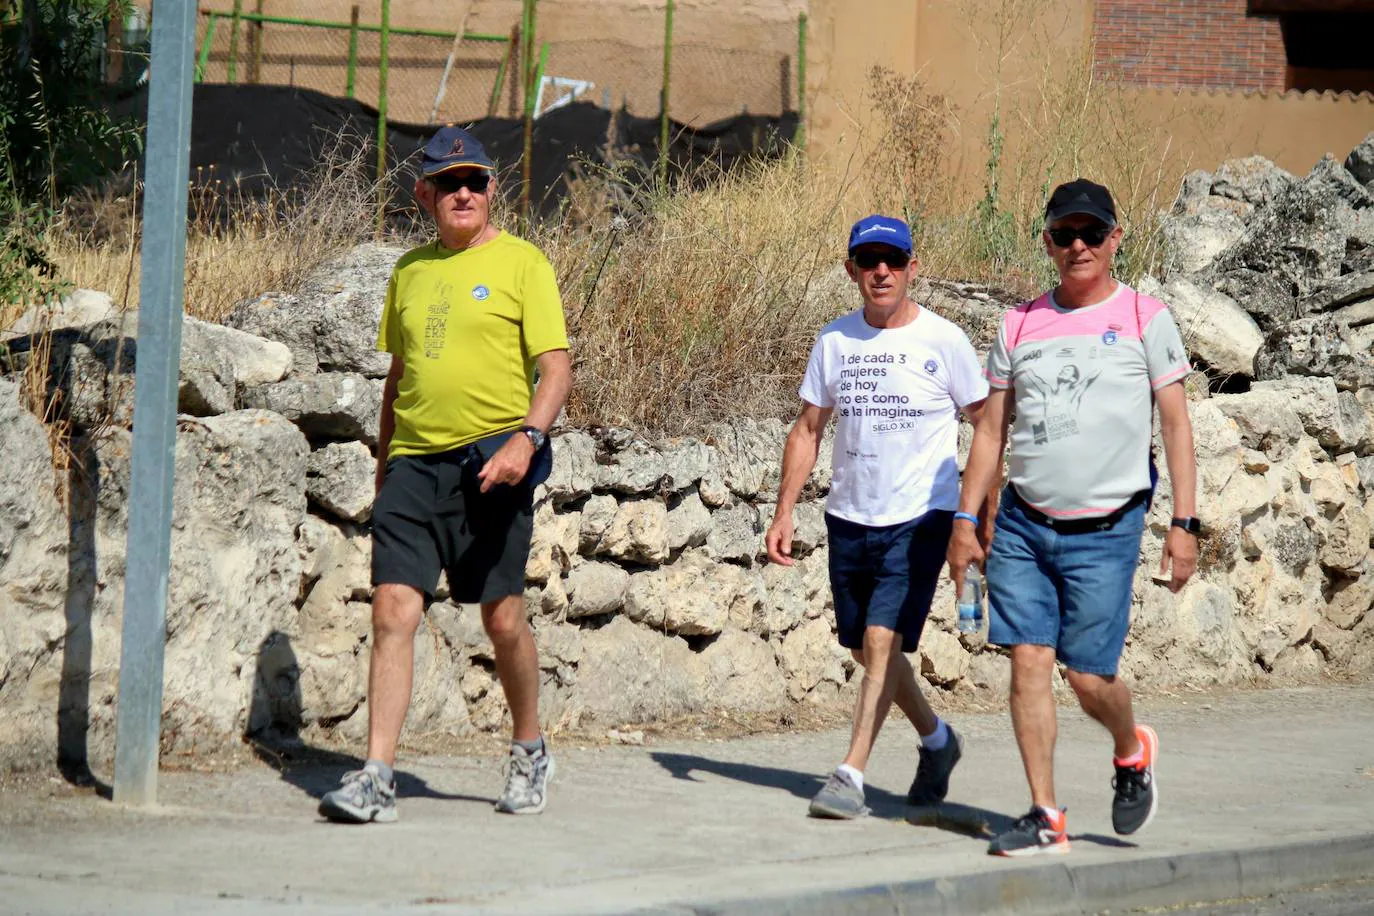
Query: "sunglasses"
1047 224 1111 248
850 249 911 270
429 171 491 195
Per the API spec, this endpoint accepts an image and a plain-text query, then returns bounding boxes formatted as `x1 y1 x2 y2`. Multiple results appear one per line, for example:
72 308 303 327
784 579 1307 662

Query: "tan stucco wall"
806 0 1374 202
198 0 807 124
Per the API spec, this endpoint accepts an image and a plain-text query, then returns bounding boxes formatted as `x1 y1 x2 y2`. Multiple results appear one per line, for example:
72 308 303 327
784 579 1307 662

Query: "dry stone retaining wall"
3 134 1374 771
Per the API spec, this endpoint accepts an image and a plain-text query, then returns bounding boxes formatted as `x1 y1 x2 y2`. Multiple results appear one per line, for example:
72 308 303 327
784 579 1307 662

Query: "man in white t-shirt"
766 215 992 819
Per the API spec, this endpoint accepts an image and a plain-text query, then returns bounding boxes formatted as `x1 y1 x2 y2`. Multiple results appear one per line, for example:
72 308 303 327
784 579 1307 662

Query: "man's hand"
946 521 986 595
978 512 997 555
765 511 796 566
477 433 535 493
1158 527 1198 593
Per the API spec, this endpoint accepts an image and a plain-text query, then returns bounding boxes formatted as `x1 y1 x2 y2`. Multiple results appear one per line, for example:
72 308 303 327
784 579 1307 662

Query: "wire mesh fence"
192 5 804 129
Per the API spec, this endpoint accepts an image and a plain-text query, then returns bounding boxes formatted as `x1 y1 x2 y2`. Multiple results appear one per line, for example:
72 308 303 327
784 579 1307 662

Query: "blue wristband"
953 511 979 526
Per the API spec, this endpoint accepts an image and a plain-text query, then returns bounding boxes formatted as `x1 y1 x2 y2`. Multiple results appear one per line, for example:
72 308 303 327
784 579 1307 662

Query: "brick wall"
1093 0 1287 92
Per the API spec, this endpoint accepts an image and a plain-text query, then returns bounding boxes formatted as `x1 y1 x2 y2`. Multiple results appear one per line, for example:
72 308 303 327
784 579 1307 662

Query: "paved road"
2 685 1373 915
1115 880 1374 915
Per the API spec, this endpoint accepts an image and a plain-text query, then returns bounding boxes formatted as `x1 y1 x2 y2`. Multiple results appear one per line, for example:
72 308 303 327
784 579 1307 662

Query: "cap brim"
422 160 496 177
1045 204 1116 226
848 241 913 256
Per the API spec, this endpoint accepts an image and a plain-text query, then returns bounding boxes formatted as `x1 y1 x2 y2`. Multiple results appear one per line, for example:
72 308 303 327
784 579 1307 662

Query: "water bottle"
957 564 984 635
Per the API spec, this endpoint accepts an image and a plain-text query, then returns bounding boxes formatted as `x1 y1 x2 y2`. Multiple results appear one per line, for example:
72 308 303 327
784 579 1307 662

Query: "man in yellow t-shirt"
320 126 572 824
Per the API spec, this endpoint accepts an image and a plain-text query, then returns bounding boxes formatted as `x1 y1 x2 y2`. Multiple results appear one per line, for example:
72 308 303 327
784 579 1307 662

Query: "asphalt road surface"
1111 880 1374 915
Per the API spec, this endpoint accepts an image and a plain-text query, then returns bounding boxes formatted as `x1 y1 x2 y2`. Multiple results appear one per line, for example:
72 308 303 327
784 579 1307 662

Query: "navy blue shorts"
825 509 954 654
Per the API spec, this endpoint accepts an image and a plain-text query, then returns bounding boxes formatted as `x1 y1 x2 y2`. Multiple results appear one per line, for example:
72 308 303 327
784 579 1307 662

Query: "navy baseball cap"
421 125 495 177
1044 178 1117 226
847 215 913 256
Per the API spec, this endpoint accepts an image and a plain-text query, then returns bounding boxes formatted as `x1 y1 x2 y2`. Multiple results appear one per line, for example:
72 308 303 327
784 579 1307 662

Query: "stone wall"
2 133 1374 772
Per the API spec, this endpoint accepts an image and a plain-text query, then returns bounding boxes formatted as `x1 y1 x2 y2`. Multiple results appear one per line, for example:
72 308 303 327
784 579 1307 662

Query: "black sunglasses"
1047 224 1111 248
429 171 491 195
850 249 911 270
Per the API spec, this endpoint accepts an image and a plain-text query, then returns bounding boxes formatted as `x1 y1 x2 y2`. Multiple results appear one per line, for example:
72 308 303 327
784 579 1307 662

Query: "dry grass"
46 131 401 323
544 152 858 433
22 28 1200 436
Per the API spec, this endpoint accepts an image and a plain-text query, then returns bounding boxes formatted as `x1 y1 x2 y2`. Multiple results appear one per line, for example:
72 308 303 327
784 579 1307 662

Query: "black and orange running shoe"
988 806 1070 857
1112 724 1159 835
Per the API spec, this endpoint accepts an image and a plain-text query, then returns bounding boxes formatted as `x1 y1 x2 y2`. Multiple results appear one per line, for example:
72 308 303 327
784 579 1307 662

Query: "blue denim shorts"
826 509 953 654
985 489 1146 676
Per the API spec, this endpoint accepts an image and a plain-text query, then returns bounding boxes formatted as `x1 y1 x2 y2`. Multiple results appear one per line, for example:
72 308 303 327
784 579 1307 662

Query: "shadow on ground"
651 751 913 821
245 632 494 807
903 804 1137 850
648 751 1133 851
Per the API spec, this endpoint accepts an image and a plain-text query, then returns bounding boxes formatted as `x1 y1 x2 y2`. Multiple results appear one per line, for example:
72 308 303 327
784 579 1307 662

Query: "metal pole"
112 0 197 809
105 0 125 84
250 0 264 83
345 4 359 98
488 25 517 118
376 0 390 235
520 0 537 230
226 0 241 83
195 13 218 82
429 4 472 124
192 7 508 41
659 0 674 186
796 11 807 153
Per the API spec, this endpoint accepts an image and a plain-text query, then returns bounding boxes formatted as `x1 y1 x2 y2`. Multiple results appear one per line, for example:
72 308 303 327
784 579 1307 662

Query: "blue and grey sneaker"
318 764 397 824
808 768 869 819
495 743 555 815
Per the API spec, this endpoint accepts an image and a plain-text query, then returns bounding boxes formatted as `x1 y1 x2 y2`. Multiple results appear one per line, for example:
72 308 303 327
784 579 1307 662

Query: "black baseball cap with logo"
421 125 495 177
1044 178 1117 227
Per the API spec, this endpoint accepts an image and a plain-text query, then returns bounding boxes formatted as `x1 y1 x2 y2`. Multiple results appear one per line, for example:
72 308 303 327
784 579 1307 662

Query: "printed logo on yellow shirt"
472 284 490 301
424 282 453 359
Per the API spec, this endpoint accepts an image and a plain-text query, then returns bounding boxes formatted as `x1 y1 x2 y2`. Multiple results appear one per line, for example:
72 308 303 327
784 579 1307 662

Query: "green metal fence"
191 1 808 224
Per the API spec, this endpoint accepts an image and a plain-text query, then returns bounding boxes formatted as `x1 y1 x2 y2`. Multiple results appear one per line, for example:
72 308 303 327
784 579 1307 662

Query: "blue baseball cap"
421 125 495 177
847 215 913 256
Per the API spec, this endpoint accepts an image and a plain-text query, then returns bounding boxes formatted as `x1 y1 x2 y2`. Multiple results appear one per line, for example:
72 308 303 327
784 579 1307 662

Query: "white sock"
836 763 864 792
921 718 950 751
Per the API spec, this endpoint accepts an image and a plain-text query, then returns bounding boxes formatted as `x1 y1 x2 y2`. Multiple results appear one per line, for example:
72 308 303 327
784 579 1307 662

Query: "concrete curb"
626 833 1374 916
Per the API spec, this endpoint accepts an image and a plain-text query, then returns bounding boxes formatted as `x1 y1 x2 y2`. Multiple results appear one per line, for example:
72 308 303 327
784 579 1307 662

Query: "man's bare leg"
1009 644 1059 808
889 651 939 737
365 583 425 767
481 593 541 743
1066 670 1141 759
842 626 902 772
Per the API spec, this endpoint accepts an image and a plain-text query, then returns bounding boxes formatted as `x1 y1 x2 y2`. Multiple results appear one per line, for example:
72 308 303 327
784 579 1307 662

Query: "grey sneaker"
495 743 555 815
808 768 869 819
907 726 964 806
318 764 397 824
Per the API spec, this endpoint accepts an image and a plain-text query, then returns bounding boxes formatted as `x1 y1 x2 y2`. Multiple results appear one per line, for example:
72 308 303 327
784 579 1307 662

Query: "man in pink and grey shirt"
949 179 1200 857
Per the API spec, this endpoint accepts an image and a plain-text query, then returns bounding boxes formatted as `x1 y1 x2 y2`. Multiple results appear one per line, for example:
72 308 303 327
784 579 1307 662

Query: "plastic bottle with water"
957 564 985 635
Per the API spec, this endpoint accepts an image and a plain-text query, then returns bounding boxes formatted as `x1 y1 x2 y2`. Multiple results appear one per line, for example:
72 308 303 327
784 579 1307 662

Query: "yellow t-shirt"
377 231 569 457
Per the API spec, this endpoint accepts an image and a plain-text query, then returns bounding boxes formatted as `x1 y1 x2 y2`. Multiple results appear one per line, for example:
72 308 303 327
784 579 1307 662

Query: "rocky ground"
1 133 1373 774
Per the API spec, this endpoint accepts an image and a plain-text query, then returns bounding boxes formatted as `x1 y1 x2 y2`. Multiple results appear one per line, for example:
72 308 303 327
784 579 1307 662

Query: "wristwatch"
519 424 547 450
1171 516 1202 535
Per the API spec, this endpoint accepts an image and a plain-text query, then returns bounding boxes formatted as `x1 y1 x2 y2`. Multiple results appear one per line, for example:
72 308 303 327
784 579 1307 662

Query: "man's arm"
765 402 832 566
959 398 1001 550
1154 381 1198 593
375 354 403 493
477 348 573 492
947 387 1012 591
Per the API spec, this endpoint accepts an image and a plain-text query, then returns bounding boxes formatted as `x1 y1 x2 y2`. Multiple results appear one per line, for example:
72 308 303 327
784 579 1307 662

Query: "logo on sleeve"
924 359 939 374
472 284 490 301
1102 330 1118 346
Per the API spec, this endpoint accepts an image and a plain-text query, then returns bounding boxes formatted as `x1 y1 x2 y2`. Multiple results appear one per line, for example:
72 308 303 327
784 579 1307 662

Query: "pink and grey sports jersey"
985 282 1189 519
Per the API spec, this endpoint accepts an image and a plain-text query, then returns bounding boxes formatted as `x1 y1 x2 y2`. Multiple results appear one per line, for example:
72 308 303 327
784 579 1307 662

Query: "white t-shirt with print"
800 307 989 527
